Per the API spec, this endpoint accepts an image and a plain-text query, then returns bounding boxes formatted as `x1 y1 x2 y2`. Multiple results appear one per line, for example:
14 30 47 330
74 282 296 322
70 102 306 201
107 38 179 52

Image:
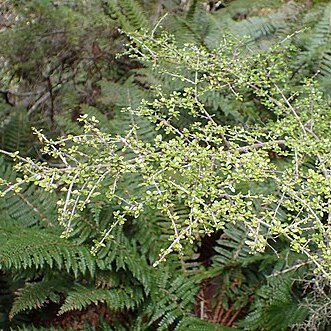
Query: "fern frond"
68 204 112 245
175 316 238 330
59 284 143 314
0 226 95 277
212 222 253 267
9 278 67 319
104 0 150 32
293 3 331 94
226 1 302 49
95 226 153 293
0 158 57 228
0 107 36 157
140 269 199 330
13 326 63 331
167 2 211 47
56 77 155 143
241 274 308 330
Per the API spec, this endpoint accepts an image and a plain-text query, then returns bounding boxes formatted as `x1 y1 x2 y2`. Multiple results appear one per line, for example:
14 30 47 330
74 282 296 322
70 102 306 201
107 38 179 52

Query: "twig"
227 308 242 326
235 139 286 153
268 260 311 277
27 91 51 116
221 305 234 325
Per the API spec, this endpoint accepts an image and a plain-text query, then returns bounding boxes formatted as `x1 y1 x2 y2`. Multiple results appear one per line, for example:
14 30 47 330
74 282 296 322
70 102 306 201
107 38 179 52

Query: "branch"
235 139 286 153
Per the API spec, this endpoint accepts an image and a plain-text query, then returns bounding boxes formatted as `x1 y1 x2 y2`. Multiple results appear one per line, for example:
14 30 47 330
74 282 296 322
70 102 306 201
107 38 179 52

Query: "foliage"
7 31 330 273
291 3 331 98
1 0 331 330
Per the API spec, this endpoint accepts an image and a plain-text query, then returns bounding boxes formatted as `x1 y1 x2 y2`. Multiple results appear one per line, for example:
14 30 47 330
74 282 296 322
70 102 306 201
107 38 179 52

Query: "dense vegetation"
1 0 331 330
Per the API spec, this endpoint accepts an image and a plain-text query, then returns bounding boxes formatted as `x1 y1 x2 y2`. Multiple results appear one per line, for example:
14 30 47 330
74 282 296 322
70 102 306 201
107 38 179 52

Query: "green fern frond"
59 284 143 314
140 269 200 330
164 0 303 50
95 269 122 289
0 158 57 228
104 0 150 32
175 316 238 331
162 0 213 47
0 107 36 157
98 77 155 138
123 252 152 294
56 78 155 142
0 226 95 277
293 3 331 93
241 274 308 330
68 204 112 244
212 223 252 267
223 1 302 50
13 326 62 331
134 203 199 265
9 278 67 319
212 222 295 271
94 226 153 293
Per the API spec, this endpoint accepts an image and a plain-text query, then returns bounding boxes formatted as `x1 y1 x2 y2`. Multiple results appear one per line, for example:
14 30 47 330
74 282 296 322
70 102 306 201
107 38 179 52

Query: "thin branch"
27 91 51 116
235 139 286 153
268 260 312 277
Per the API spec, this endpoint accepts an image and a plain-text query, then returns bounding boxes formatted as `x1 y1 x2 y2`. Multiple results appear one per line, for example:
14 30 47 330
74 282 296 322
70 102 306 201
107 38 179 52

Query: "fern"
13 326 62 331
59 284 143 314
228 1 303 49
13 318 116 331
0 158 57 228
202 221 308 327
9 278 67 319
292 3 331 97
0 226 96 277
241 274 308 330
0 106 57 228
56 77 155 142
176 317 239 331
0 106 36 157
165 1 211 47
137 268 200 331
104 0 150 32
212 223 253 267
161 0 303 51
